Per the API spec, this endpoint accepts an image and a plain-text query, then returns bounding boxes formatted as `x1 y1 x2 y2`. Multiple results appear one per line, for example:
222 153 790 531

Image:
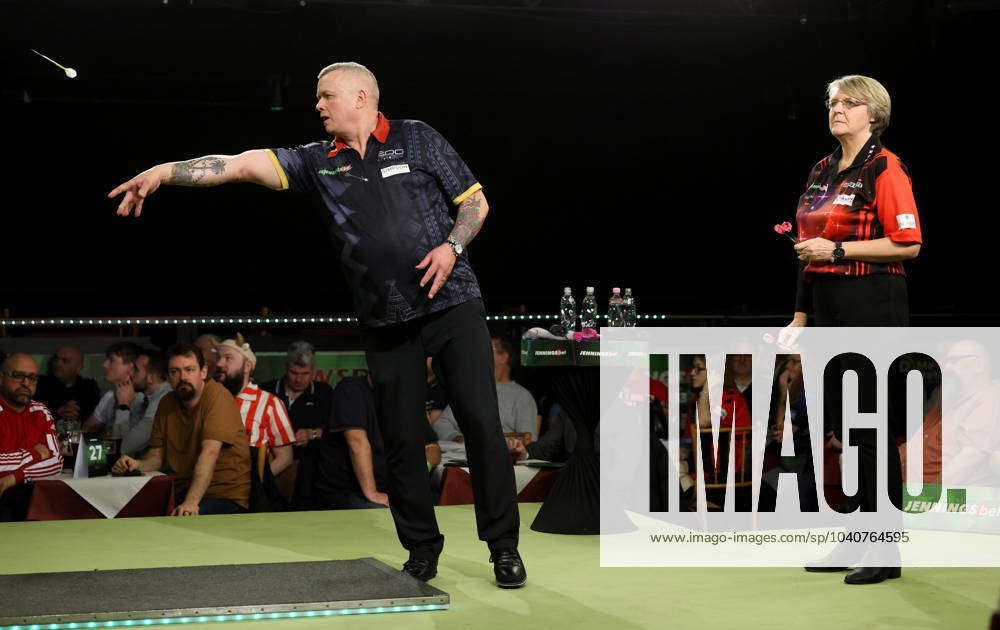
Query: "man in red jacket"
0 354 63 518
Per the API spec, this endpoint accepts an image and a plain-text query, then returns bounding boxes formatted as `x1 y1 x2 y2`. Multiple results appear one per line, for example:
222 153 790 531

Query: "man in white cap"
215 334 294 478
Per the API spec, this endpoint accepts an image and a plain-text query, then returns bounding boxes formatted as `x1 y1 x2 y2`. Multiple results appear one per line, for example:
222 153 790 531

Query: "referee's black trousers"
361 298 520 559
813 273 906 520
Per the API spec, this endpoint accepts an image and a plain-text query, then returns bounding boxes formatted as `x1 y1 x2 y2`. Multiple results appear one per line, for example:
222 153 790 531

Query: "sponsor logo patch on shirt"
318 165 352 176
378 148 405 161
897 213 917 230
833 193 855 206
381 164 410 179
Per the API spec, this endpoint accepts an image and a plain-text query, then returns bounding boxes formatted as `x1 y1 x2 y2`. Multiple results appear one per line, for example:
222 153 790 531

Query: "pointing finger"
117 192 132 216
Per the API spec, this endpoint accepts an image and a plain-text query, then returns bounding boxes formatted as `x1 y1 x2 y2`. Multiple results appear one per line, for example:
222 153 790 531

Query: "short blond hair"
827 74 891 136
317 62 379 107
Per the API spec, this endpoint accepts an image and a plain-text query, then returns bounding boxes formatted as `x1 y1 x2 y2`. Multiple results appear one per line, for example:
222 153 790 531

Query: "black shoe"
844 566 901 585
804 564 850 572
804 542 864 573
402 557 438 582
490 549 527 588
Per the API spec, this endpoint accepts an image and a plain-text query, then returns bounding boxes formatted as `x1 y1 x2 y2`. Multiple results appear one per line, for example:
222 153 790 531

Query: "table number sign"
73 433 108 478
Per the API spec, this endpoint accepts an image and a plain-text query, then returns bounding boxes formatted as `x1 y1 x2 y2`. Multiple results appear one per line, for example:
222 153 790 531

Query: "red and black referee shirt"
794 135 922 312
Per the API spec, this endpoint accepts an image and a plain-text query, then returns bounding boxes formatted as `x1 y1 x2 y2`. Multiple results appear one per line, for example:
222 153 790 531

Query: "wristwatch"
446 238 463 257
831 241 845 263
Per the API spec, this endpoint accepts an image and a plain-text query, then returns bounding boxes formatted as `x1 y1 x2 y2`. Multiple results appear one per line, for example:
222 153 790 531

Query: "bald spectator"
195 335 221 382
83 341 144 433
36 347 101 427
900 340 1000 487
113 344 251 515
1 354 63 520
215 335 294 477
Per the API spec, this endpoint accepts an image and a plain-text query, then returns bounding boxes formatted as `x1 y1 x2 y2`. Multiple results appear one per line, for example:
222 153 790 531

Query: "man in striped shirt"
215 337 294 477
1 354 64 515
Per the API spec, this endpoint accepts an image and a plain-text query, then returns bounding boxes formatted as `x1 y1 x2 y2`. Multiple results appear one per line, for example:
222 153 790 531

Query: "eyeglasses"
2 370 40 384
825 97 867 110
691 366 706 373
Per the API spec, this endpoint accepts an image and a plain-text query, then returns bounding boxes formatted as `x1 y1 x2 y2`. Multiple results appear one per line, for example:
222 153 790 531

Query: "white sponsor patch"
897 213 916 230
381 164 410 178
833 193 855 206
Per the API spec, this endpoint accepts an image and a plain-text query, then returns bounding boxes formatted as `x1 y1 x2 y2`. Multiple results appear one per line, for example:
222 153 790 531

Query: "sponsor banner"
520 339 574 367
254 351 367 387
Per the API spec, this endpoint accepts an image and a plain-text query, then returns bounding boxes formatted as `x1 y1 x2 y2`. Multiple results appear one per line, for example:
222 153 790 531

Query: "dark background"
1 0 995 320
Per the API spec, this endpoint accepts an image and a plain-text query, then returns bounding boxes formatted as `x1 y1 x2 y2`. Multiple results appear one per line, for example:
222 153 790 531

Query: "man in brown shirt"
113 344 250 515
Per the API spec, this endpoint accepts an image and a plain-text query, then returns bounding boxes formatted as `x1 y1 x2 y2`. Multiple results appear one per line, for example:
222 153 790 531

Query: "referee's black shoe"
402 557 438 582
490 549 527 588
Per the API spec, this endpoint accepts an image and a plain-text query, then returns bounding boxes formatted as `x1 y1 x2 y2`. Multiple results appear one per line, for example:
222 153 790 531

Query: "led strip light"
0 314 672 327
0 603 449 630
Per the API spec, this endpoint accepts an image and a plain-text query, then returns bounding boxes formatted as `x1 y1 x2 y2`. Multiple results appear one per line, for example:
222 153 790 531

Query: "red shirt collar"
327 112 390 158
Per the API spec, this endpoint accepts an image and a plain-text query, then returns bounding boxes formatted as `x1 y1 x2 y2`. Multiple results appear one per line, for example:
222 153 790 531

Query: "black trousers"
361 299 519 559
813 273 906 515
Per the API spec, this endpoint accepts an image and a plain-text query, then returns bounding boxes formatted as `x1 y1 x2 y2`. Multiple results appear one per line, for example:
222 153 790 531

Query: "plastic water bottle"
607 287 623 327
580 286 598 330
559 287 577 333
622 288 637 327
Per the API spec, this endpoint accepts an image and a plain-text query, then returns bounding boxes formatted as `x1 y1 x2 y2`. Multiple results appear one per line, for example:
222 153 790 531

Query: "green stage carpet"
1 503 996 629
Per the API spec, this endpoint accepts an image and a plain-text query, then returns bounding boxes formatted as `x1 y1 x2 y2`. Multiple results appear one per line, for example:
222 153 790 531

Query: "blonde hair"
317 62 379 107
827 74 891 136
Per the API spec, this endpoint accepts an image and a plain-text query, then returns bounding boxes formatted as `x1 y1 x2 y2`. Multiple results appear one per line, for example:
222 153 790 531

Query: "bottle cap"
564 287 572 295
586 286 594 293
612 287 621 293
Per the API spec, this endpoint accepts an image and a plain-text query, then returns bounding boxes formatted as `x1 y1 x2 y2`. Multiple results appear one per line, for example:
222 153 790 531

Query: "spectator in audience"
901 340 1000 487
508 406 575 463
759 354 819 512
114 349 172 458
82 341 144 433
35 346 101 427
261 340 334 508
315 373 439 509
0 354 63 519
691 354 751 478
195 334 221 382
726 353 753 410
432 336 537 443
261 341 330 448
216 335 294 477
425 357 448 423
112 344 251 515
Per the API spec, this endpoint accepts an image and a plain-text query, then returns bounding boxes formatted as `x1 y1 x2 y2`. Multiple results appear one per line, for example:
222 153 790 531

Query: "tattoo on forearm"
167 157 227 185
449 193 485 246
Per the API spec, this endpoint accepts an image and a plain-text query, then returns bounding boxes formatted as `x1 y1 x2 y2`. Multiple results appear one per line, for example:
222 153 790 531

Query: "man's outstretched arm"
109 149 283 217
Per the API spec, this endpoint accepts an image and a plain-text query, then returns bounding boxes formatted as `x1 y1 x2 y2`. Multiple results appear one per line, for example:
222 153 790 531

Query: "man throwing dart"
109 62 525 588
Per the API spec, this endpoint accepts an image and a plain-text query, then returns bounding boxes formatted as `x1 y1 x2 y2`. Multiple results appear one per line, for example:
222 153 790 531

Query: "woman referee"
783 74 922 585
